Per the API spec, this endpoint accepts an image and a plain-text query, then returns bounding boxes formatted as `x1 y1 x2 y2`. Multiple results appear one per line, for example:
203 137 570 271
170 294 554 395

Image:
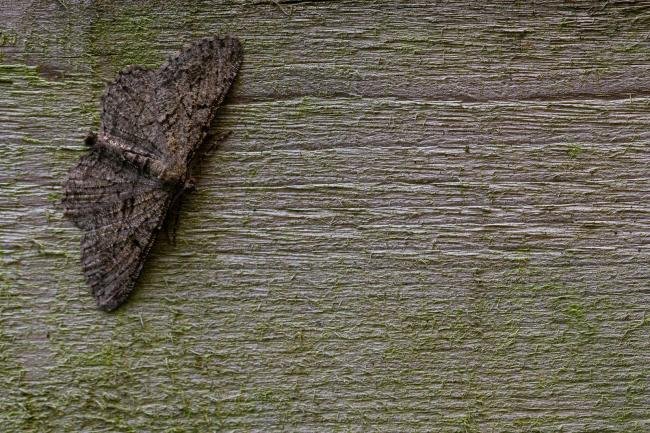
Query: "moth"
62 36 242 311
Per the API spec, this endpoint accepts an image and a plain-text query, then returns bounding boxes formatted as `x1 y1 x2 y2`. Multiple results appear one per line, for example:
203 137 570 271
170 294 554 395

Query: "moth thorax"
159 162 187 185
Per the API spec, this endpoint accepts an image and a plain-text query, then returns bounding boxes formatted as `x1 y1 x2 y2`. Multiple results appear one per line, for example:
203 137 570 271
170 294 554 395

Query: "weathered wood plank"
1 1 649 432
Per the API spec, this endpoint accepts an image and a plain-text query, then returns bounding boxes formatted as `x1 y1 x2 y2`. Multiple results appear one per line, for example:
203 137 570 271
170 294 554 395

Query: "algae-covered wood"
1 1 649 431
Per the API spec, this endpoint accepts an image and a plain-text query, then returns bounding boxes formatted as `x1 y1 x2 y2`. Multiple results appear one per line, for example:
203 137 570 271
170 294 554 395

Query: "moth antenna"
203 129 232 155
164 185 192 245
192 130 233 179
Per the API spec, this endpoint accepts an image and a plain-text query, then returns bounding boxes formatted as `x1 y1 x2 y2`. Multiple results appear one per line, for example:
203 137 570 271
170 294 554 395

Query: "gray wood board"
1 1 649 431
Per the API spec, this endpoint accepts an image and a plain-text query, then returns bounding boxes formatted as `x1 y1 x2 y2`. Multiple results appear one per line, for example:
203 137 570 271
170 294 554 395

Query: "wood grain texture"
1 1 648 432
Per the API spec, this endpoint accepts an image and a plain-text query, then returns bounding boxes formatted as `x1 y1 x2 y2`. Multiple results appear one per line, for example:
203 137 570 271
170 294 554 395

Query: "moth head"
84 131 98 147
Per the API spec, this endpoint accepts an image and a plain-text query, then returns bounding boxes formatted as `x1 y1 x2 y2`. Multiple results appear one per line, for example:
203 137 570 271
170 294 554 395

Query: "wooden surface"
1 1 649 431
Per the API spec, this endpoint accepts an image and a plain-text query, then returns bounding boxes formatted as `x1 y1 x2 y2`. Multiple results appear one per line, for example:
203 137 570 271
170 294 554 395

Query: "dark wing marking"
100 36 242 168
63 150 173 311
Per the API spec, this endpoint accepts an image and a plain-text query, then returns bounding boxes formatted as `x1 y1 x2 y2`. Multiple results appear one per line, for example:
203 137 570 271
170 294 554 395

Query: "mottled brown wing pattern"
63 150 173 310
100 66 166 160
99 37 242 169
156 37 242 166
63 36 241 311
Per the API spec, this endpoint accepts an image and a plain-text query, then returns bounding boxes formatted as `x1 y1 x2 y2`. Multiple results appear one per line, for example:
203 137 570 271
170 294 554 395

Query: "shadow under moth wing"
63 36 242 311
